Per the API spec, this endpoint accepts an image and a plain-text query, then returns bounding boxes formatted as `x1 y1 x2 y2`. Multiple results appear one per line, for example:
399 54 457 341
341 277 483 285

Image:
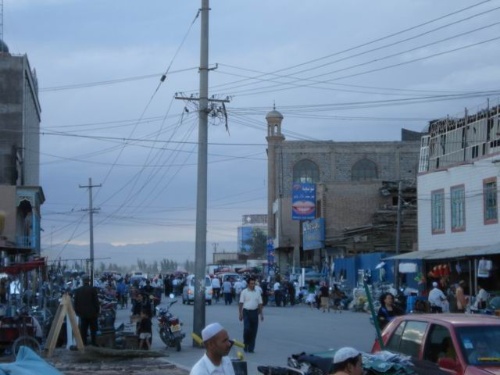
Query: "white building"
416 104 500 292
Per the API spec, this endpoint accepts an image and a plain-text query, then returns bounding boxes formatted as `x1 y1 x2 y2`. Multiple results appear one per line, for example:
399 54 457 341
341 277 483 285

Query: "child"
137 309 152 350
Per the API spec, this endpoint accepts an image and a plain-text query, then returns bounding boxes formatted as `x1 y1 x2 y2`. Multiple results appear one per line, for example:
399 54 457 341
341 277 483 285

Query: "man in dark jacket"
74 275 100 346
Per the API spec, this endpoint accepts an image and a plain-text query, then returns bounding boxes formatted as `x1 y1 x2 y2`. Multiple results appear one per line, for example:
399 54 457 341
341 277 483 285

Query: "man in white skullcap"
332 347 363 375
190 323 235 375
428 281 447 313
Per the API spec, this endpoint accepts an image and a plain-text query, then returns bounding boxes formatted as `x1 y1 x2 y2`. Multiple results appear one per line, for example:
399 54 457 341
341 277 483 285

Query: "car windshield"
455 326 500 365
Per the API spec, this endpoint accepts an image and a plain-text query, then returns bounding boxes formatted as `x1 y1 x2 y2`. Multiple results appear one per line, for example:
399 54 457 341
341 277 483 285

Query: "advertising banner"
302 218 325 250
292 183 316 220
238 226 253 252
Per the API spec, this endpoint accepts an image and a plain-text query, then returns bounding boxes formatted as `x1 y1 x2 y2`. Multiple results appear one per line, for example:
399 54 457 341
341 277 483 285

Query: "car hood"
482 367 500 375
467 366 500 375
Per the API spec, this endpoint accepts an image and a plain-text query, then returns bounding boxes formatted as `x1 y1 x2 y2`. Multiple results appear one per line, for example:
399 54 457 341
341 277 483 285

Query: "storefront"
388 244 500 299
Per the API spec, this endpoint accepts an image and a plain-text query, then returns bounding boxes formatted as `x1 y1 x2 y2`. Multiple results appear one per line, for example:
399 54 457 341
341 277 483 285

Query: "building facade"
416 103 500 293
266 109 422 275
0 42 44 254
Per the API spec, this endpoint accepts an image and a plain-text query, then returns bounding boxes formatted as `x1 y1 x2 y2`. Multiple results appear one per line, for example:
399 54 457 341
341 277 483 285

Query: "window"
386 321 405 352
351 159 378 181
431 189 445 234
450 185 466 232
293 159 319 183
387 320 428 358
483 178 498 224
424 324 454 363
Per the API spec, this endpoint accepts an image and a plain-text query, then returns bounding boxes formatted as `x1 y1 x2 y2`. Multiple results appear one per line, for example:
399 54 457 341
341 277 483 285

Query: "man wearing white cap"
190 323 235 375
332 347 363 375
428 281 447 313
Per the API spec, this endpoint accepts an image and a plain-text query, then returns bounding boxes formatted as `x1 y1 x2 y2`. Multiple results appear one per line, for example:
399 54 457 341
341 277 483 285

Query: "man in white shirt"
475 284 489 309
239 277 264 353
211 277 221 303
273 280 282 307
428 282 447 313
190 323 235 375
233 280 243 303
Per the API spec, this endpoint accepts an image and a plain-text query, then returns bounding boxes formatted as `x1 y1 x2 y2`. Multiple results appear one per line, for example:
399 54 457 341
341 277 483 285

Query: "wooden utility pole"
79 178 101 286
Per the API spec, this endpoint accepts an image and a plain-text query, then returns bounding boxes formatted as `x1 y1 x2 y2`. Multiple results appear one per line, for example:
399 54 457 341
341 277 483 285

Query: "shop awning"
385 243 500 261
0 258 46 274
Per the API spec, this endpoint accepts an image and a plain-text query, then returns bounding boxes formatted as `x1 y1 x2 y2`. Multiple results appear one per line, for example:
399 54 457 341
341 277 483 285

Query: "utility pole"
175 0 229 344
79 178 101 286
394 180 403 290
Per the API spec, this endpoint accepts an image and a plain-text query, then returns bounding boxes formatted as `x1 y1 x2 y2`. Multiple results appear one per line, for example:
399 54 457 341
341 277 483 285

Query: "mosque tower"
265 107 285 242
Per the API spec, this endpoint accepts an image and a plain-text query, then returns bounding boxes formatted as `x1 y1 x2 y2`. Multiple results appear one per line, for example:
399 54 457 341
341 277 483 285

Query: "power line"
212 4 500 95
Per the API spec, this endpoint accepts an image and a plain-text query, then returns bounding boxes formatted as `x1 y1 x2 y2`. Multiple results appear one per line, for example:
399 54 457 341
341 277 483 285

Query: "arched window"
352 159 378 181
293 159 319 183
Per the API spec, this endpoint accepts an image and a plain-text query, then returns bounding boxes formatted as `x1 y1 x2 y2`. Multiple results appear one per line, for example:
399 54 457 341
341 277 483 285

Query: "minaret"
266 106 285 241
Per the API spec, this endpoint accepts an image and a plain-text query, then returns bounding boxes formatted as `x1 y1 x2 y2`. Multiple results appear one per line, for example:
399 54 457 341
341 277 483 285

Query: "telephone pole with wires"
175 0 230 344
79 178 101 286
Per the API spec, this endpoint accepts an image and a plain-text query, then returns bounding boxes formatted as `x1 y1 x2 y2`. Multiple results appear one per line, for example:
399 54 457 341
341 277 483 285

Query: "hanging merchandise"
455 262 462 274
414 272 425 284
477 258 492 278
379 267 386 282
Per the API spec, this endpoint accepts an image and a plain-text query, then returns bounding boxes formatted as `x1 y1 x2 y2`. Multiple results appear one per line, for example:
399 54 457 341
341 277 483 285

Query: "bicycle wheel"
12 335 41 356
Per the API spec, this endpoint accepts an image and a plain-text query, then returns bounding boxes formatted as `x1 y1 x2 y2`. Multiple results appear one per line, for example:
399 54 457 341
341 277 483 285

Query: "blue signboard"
302 218 325 250
238 226 253 252
292 183 316 220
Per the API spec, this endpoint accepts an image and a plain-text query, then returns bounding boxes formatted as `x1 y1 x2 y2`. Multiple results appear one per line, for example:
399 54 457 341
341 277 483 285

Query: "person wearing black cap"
332 347 363 375
73 275 100 346
190 323 235 375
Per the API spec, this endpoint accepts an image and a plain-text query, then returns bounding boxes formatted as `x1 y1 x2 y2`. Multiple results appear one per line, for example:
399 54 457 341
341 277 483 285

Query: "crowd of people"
426 279 491 313
211 274 347 312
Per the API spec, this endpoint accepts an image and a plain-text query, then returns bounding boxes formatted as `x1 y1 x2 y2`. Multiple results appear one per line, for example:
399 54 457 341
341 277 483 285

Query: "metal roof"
385 243 500 261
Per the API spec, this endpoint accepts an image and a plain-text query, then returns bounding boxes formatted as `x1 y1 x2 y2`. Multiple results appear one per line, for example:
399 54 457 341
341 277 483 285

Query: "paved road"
115 297 375 374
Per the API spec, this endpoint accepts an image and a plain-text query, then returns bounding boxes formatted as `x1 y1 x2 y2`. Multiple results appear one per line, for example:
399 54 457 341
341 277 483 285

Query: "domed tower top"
266 105 284 139
0 39 10 54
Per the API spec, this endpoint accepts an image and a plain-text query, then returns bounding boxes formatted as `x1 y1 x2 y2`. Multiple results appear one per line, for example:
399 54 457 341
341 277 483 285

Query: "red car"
371 313 500 375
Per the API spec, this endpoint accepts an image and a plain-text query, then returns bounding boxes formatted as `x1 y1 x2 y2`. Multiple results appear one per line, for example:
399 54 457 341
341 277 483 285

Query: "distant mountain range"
41 241 237 268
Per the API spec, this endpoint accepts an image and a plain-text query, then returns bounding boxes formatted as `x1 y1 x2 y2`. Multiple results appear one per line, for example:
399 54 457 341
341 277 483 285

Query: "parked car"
182 274 213 305
371 313 500 375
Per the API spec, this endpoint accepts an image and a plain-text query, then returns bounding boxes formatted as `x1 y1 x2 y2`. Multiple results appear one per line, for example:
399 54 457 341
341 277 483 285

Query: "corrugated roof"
385 243 500 260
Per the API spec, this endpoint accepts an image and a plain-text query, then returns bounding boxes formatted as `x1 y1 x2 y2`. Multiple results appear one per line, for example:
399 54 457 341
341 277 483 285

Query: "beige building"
266 109 421 274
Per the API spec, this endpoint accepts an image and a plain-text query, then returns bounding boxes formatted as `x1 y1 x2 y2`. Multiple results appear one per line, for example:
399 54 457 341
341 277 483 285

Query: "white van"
182 274 213 305
218 273 241 284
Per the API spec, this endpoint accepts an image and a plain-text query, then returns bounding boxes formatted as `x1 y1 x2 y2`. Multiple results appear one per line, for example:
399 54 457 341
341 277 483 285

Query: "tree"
252 227 268 257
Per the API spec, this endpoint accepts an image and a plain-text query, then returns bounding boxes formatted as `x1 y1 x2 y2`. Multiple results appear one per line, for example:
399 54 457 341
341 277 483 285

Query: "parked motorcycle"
156 296 185 351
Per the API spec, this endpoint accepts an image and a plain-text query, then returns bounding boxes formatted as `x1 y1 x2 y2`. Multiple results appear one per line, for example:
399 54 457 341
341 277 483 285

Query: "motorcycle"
156 297 185 351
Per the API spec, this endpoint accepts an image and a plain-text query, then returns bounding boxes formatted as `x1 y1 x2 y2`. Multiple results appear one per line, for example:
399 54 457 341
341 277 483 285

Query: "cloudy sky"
5 0 500 257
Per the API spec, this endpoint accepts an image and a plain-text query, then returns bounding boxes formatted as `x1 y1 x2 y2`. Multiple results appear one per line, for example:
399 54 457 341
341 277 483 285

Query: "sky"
4 0 500 259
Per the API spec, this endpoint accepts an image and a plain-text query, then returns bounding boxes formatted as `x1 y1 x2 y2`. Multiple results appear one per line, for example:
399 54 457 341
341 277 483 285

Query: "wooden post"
45 293 84 357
